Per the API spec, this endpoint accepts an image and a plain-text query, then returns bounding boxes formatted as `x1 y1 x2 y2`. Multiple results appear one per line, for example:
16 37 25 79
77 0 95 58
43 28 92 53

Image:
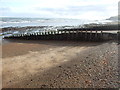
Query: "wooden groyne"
3 24 119 41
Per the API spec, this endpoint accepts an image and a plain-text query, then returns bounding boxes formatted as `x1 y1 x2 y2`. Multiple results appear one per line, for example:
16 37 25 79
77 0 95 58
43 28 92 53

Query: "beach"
2 39 119 88
0 0 119 89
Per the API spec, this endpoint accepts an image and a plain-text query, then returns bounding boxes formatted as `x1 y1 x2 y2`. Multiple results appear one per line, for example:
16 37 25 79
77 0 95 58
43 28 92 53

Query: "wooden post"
58 31 60 40
76 29 78 40
80 29 82 40
68 30 71 40
72 29 74 40
86 29 88 40
63 30 66 40
95 30 98 41
101 30 103 41
90 29 92 41
53 31 55 40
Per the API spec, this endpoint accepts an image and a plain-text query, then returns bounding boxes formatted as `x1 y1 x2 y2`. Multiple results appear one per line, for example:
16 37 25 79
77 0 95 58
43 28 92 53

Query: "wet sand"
2 40 119 88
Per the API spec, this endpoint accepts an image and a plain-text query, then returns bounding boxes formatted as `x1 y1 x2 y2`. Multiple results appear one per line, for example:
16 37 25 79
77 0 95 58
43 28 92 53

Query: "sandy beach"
2 39 119 88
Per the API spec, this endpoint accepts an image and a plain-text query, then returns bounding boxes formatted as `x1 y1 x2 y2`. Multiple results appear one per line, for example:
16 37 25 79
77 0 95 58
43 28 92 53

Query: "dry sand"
2 40 119 88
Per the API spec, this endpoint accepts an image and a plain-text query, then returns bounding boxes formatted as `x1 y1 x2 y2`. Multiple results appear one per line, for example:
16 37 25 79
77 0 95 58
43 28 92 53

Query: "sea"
0 17 112 28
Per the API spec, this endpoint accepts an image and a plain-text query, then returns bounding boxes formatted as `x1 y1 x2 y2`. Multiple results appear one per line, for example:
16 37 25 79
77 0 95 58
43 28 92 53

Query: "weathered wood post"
55 30 57 40
41 31 43 40
67 30 69 40
48 31 50 40
61 30 64 40
85 29 88 41
78 29 80 40
59 30 61 40
64 30 67 40
72 29 75 40
50 31 53 40
95 30 98 41
90 29 92 41
40 32 42 40
61 30 63 40
39 32 42 40
53 30 56 40
69 30 71 40
37 32 39 40
32 33 34 40
76 29 78 40
30 33 33 40
45 31 47 40
101 30 103 41
56 30 58 40
34 33 37 40
50 31 52 40
60 30 63 40
36 32 38 40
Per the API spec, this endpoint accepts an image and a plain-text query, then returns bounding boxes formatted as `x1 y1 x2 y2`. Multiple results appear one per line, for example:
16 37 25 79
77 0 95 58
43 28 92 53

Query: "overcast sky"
0 0 119 20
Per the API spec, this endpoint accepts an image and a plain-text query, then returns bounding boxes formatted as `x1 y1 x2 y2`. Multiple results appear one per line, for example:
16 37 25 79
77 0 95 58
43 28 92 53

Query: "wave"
0 17 113 28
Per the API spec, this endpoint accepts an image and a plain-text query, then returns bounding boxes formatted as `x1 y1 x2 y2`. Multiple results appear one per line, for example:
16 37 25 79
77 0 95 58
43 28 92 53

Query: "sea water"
0 17 111 28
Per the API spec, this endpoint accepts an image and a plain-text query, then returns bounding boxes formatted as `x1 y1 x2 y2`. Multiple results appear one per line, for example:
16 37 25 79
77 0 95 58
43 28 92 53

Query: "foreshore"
2 39 119 88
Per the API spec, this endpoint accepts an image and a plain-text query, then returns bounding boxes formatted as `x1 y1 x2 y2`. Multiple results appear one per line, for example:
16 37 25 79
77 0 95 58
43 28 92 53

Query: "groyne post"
95 30 98 41
89 29 92 41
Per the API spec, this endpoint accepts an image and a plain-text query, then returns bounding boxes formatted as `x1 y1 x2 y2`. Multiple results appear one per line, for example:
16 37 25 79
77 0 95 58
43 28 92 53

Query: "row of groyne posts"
4 25 119 41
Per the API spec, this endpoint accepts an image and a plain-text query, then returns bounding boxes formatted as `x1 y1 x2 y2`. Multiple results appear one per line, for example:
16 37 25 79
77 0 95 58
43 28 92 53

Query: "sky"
0 0 119 20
